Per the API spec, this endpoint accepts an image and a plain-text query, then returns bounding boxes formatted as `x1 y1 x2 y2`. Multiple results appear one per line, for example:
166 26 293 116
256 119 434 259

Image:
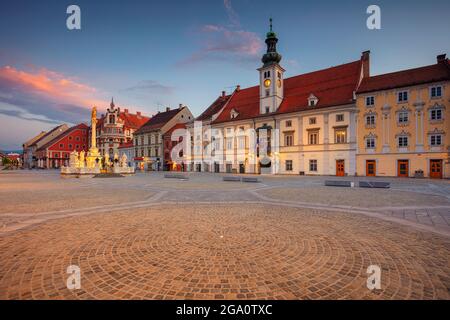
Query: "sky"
0 0 449 150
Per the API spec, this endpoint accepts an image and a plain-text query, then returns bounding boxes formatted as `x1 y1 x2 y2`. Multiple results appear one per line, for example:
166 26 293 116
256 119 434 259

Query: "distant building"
118 141 135 168
94 99 149 159
22 124 69 168
34 123 89 168
133 106 194 171
22 131 48 168
163 123 186 171
356 54 450 178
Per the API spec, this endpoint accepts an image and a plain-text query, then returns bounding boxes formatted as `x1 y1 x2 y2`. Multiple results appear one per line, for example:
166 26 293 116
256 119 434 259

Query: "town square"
0 0 449 306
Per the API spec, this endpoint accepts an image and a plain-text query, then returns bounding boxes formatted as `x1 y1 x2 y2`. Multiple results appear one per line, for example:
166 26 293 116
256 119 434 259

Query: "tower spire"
262 18 282 67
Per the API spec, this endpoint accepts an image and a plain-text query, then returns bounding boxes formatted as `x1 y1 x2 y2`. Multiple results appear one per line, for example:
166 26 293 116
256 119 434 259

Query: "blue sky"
1 0 449 150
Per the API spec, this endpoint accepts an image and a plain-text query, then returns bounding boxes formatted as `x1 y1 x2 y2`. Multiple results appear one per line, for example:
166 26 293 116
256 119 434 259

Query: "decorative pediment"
395 130 411 138
230 108 239 119
427 102 445 110
364 132 378 139
427 127 445 135
364 110 377 117
395 105 411 113
308 94 319 107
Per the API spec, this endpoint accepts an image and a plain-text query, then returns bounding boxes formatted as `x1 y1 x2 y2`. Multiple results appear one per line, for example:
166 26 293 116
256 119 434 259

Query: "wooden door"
336 160 345 176
366 160 376 177
430 160 442 179
397 160 409 177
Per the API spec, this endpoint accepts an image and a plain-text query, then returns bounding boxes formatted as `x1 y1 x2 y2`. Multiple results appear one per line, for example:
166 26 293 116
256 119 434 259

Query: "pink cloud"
178 0 264 66
0 65 106 110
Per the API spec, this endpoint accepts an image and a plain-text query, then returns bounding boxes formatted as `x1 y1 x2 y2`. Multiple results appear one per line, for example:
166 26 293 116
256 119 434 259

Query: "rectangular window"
309 117 316 125
430 135 442 146
366 115 375 126
59 143 64 148
285 134 293 146
336 114 344 122
430 109 443 121
265 106 270 114
309 160 318 172
285 160 293 171
334 128 347 144
398 136 408 147
308 131 319 145
226 138 233 150
285 120 292 127
398 91 408 102
398 111 409 124
366 96 375 106
238 136 245 149
430 86 442 98
366 138 375 149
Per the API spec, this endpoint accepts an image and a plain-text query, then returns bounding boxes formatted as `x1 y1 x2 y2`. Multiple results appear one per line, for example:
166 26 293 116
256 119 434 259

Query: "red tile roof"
36 123 88 152
96 111 150 129
163 123 186 138
213 60 362 124
196 94 231 121
357 59 450 94
135 108 185 134
118 141 134 149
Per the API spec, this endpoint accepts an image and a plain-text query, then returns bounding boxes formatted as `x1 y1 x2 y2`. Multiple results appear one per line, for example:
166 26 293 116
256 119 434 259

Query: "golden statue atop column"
86 106 102 169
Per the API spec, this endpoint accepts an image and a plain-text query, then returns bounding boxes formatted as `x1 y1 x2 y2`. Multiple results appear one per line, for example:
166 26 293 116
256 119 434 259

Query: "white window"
366 115 376 126
430 86 442 98
308 131 319 145
285 134 293 146
285 160 293 171
366 137 375 149
366 96 375 106
309 160 318 172
398 91 408 103
398 136 408 147
430 134 442 146
336 114 344 122
238 136 245 149
334 128 347 144
226 138 233 150
309 117 316 125
398 111 409 124
430 109 443 121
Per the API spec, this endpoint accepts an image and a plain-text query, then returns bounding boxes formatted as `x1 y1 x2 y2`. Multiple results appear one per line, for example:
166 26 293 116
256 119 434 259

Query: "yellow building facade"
356 54 450 178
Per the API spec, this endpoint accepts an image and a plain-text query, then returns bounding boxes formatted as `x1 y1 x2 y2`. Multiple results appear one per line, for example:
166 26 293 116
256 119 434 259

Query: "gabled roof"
118 141 134 149
163 123 186 138
23 131 47 148
96 111 150 129
30 124 68 147
36 123 88 152
135 108 184 134
357 58 450 94
213 60 362 124
196 94 231 122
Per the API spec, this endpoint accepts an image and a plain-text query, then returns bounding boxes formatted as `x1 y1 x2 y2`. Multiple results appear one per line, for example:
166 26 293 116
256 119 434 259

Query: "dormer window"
230 109 239 119
308 94 318 107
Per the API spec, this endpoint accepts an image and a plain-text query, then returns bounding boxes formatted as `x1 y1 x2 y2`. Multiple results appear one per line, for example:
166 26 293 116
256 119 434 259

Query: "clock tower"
258 18 284 115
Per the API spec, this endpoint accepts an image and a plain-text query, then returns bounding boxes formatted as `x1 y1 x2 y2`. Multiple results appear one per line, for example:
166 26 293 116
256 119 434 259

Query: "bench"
324 180 352 187
223 176 241 182
242 177 260 183
164 173 188 180
359 181 390 188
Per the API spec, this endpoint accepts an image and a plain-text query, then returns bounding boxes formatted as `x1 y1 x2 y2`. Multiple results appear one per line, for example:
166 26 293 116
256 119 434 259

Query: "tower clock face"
264 79 271 87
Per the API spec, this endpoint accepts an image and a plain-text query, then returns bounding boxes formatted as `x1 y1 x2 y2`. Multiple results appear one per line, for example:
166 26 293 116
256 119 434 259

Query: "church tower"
258 18 284 115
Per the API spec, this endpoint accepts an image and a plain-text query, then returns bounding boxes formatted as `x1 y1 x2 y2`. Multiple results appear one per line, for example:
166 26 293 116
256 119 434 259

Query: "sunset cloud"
0 65 109 124
178 0 263 66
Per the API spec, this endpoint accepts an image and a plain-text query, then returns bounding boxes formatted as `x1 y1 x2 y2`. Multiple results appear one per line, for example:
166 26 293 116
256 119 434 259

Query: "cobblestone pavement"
0 171 449 300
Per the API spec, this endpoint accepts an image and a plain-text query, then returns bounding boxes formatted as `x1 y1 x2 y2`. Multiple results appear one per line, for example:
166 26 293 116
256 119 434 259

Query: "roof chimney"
236 85 241 92
179 103 183 109
136 111 141 116
222 91 226 97
124 108 129 113
166 107 170 112
361 50 370 78
437 54 446 63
